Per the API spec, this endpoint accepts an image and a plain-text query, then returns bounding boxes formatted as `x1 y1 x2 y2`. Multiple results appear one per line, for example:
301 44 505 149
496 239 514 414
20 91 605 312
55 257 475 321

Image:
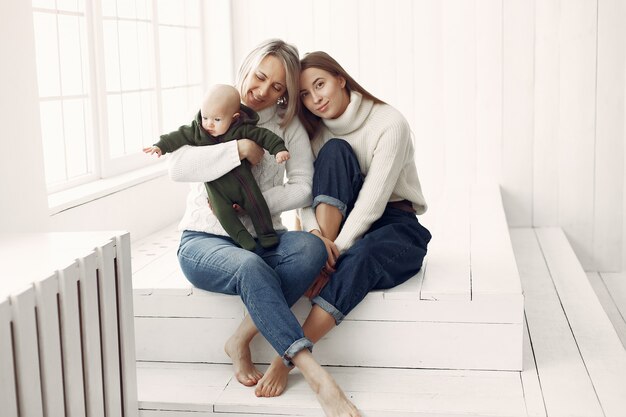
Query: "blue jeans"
177 230 327 365
311 139 432 324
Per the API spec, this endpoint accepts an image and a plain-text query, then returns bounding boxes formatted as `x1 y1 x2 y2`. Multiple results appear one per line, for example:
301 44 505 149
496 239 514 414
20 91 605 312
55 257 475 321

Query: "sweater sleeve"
241 125 288 155
154 124 197 154
261 119 314 215
167 141 241 183
334 119 411 253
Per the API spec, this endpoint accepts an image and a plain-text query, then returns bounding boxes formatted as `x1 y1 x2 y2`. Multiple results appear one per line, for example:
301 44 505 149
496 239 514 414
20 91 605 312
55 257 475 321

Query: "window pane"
136 0 152 20
137 22 155 89
101 0 117 18
40 101 66 184
122 92 142 155
157 0 185 26
33 12 61 97
161 88 193 133
118 21 140 89
186 28 201 83
63 99 90 178
117 0 137 19
184 0 200 26
56 0 79 12
141 91 157 148
107 94 124 157
159 26 187 88
102 21 121 91
32 0 56 10
58 15 87 96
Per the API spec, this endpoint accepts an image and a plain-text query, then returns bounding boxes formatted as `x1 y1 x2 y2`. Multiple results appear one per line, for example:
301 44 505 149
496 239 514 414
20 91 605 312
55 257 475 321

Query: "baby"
144 84 290 250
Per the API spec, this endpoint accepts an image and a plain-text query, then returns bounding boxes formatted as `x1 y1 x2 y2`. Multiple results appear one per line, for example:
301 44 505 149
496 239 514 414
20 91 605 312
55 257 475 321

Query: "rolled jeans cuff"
312 295 345 325
312 195 347 218
282 337 314 367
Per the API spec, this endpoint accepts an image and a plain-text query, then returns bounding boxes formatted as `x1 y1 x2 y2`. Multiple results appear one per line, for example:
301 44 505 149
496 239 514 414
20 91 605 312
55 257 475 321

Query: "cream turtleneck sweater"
300 91 427 253
168 105 315 236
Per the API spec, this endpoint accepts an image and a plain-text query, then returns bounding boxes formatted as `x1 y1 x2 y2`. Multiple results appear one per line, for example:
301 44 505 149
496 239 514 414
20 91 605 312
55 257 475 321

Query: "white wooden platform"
132 183 524 371
135 227 626 417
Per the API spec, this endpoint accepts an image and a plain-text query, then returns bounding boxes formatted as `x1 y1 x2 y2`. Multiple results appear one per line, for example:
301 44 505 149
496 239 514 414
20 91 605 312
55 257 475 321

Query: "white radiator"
0 232 138 417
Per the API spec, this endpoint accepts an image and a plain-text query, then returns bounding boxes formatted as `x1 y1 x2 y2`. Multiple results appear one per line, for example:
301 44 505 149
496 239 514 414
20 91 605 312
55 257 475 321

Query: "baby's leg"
206 182 257 250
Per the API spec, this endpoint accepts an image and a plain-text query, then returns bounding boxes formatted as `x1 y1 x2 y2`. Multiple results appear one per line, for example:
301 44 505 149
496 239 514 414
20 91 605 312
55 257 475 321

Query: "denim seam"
311 295 345 325
312 195 347 217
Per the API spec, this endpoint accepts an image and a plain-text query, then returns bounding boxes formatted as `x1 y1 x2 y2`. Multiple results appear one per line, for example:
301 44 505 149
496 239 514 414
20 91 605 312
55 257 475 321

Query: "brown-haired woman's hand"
237 139 264 165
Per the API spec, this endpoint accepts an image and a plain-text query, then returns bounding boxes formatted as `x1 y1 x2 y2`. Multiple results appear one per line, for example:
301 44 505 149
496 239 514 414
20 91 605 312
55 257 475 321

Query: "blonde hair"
299 51 385 139
236 39 301 128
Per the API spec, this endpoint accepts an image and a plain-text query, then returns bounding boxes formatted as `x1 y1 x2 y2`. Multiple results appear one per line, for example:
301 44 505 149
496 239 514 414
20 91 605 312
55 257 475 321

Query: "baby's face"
201 101 235 136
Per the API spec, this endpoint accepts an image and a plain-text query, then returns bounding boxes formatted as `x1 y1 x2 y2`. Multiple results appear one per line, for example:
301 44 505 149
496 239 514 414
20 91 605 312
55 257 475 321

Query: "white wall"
230 0 626 272
0 0 188 242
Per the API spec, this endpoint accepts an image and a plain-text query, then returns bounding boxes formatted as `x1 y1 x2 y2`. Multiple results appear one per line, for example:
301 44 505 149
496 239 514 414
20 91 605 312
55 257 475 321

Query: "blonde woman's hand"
237 139 264 165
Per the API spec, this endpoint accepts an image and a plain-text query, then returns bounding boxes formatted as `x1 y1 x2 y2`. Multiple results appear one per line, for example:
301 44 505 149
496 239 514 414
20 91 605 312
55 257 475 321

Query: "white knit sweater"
300 91 427 253
168 105 315 236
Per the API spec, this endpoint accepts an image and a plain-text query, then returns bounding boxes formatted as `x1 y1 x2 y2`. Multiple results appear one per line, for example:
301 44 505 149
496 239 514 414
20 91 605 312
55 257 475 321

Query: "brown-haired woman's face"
299 67 349 119
241 55 286 111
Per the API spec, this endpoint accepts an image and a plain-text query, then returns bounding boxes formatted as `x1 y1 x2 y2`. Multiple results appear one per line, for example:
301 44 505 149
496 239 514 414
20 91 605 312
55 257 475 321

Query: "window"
32 0 204 193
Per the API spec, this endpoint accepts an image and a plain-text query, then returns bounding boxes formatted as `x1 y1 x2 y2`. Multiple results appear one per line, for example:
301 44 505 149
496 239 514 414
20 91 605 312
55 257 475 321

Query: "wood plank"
557 0 598 269
594 0 626 271
77 252 106 417
501 0 534 227
600 272 626 327
589 272 626 349
509 228 602 417
442 0 476 187
475 0 502 184
97 241 123 417
9 287 44 417
115 233 139 417
33 274 65 417
57 262 87 417
536 228 626 416
136 316 522 371
533 0 560 227
521 315 547 417
420 183 471 300
0 299 18 417
471 183 523 297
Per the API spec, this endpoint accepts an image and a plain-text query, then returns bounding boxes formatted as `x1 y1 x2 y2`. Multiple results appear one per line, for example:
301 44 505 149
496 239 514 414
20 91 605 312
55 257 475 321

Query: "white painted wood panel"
594 0 626 271
0 299 18 417
557 0 598 269
533 0 560 227
521 316 547 417
502 0 534 227
510 228 603 417
475 0 502 185
9 287 44 417
536 228 626 416
77 252 106 417
115 233 139 417
33 275 65 417
57 262 87 417
588 272 626 349
97 241 124 417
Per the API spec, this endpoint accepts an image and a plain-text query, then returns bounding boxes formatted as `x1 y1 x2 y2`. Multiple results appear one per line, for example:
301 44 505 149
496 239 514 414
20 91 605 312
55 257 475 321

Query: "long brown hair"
298 51 385 139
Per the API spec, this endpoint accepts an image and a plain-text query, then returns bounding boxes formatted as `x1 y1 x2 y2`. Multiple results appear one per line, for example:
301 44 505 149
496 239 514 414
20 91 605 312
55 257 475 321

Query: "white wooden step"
132 183 524 371
136 361 532 417
510 228 626 417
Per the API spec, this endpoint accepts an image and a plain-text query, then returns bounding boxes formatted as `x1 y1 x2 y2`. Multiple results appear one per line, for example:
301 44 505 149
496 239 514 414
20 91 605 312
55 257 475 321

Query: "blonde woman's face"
299 67 348 119
241 55 287 111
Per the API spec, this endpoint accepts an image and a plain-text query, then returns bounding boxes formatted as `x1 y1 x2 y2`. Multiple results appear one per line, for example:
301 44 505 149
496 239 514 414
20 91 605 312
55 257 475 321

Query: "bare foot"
313 370 361 417
224 335 263 386
255 356 291 397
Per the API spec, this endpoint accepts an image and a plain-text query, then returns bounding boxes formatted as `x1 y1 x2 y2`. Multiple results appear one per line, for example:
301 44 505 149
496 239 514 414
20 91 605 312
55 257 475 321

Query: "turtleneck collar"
322 91 374 136
256 104 278 125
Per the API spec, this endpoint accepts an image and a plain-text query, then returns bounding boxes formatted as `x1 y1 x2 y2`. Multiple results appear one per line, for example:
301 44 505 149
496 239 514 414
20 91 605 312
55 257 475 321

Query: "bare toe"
225 336 263 387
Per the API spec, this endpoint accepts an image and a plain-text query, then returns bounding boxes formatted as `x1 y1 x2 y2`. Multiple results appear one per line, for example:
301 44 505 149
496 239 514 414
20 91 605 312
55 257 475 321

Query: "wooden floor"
134 226 626 417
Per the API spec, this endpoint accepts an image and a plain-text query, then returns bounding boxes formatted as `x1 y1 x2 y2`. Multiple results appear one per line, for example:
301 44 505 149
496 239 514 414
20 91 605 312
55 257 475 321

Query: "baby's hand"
143 146 162 157
275 150 290 164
